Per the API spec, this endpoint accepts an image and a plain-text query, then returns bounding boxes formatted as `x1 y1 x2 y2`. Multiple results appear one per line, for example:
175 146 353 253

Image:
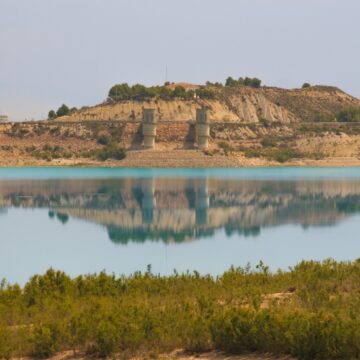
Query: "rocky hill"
0 82 360 167
57 84 360 124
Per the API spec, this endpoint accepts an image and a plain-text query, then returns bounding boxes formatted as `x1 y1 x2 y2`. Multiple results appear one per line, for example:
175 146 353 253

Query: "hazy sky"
0 0 359 121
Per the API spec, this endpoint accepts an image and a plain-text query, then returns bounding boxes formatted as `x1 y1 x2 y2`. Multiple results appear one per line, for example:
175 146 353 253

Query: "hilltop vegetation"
2 260 360 358
48 104 77 120
224 76 262 88
108 83 215 102
108 76 264 103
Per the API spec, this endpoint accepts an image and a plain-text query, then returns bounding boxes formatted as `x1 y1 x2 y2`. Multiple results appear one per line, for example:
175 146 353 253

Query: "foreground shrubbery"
1 260 360 358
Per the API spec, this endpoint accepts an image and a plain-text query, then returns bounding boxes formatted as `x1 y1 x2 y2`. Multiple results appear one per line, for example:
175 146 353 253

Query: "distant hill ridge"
56 83 360 124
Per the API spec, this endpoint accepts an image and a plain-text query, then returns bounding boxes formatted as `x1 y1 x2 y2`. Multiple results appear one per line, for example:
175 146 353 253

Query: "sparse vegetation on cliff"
218 141 234 156
24 144 72 162
336 107 360 122
83 143 126 161
1 260 360 358
243 145 303 163
311 107 360 123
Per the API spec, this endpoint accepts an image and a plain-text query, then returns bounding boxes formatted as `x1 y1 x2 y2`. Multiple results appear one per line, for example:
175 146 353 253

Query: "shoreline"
21 350 295 360
1 150 360 168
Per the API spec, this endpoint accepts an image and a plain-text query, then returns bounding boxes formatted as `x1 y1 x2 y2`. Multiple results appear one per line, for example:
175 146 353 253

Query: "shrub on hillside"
336 107 360 122
218 141 234 155
96 144 126 161
84 143 126 161
97 133 110 145
243 146 303 163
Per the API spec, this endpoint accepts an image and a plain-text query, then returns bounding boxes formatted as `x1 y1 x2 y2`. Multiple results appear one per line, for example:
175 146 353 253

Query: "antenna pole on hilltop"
165 65 168 84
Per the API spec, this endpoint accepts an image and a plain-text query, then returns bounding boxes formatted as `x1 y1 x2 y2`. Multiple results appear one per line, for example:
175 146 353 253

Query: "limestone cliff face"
58 85 359 124
58 99 237 123
219 87 296 123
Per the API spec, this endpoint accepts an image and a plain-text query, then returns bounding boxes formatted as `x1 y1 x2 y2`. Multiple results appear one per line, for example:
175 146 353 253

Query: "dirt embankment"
2 120 360 167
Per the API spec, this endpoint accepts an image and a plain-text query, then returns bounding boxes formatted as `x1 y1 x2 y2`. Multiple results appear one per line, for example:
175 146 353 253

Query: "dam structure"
141 107 210 150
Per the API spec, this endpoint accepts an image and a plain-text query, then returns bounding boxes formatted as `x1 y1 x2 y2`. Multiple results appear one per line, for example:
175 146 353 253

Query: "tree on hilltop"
225 77 238 87
48 110 56 120
225 76 262 88
56 104 70 118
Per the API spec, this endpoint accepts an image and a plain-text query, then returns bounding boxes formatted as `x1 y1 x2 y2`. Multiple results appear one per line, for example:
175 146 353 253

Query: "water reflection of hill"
0 178 360 243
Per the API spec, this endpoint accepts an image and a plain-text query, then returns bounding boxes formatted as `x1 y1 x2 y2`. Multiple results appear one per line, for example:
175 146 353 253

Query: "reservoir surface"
1 167 360 285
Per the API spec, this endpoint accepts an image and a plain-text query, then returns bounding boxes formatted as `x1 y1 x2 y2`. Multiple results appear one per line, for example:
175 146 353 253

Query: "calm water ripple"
1 168 360 284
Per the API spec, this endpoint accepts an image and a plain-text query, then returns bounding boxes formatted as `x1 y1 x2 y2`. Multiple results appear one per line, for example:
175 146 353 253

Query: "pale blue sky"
0 0 359 120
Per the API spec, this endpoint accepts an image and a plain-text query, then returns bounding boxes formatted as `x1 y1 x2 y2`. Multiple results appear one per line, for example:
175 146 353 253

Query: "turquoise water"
1 167 360 284
1 167 360 179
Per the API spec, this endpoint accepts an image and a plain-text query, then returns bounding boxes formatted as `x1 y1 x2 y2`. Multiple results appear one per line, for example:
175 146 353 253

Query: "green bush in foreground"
2 260 360 358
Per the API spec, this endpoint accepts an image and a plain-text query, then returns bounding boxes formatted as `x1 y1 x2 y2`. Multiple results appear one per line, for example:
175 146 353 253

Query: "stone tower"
142 109 157 149
196 107 210 150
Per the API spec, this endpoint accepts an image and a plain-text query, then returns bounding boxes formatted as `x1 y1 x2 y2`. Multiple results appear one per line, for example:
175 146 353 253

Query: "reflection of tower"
195 178 209 225
141 178 156 224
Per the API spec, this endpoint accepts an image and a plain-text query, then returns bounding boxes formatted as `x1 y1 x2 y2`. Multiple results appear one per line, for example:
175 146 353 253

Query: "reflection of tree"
56 212 69 225
224 225 261 238
48 210 69 225
107 225 215 245
336 196 360 214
